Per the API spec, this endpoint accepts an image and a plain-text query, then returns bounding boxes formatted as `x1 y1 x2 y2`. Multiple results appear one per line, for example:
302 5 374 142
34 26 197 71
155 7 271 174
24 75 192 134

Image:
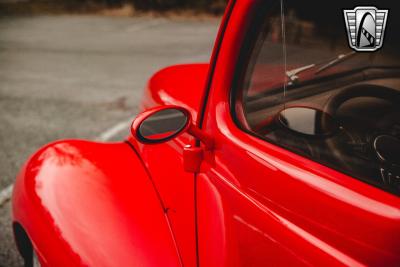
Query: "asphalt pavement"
0 15 219 266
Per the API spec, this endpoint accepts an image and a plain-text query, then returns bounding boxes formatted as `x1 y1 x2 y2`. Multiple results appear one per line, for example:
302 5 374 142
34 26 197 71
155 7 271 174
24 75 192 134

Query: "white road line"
0 118 133 207
0 184 13 207
94 119 133 142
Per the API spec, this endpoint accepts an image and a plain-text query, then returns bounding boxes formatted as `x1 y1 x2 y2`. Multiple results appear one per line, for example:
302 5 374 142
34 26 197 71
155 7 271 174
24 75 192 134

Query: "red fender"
140 63 209 120
12 140 182 267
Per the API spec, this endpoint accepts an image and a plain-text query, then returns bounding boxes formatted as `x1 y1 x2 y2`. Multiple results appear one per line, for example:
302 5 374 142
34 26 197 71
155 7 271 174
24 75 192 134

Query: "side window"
234 0 400 195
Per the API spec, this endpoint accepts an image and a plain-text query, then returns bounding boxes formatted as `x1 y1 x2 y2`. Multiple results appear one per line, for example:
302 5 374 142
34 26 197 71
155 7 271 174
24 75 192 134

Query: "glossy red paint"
12 0 400 266
197 1 400 266
140 63 210 120
12 140 182 266
183 146 203 173
129 61 214 267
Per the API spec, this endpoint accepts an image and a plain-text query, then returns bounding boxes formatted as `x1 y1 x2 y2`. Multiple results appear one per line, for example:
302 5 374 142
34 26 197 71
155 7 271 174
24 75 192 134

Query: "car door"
197 0 400 266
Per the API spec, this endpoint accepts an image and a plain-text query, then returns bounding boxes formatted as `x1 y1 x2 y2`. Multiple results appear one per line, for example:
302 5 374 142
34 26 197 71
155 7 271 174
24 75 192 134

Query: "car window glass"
234 0 400 195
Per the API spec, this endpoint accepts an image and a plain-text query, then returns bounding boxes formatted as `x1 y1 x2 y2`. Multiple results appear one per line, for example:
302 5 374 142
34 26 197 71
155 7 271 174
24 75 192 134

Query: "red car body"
12 0 400 266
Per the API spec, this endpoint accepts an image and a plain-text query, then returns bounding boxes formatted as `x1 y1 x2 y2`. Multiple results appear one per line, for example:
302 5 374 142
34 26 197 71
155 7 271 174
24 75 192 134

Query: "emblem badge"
343 6 388 51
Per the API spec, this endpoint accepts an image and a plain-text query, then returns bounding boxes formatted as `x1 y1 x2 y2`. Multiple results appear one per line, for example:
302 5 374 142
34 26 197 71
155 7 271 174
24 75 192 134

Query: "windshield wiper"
285 51 357 84
286 64 315 83
314 51 356 75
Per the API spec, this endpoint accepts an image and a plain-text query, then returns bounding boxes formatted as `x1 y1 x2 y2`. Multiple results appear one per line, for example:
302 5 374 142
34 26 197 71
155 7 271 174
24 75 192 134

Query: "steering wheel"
325 84 400 115
325 84 400 187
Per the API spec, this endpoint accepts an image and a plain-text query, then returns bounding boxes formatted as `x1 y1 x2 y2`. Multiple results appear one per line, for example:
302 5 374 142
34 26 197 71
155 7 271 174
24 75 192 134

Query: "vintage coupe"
12 0 400 266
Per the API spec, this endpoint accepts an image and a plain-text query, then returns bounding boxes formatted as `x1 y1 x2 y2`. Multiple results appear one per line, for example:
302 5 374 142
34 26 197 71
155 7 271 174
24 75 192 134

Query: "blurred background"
0 0 227 15
0 0 225 265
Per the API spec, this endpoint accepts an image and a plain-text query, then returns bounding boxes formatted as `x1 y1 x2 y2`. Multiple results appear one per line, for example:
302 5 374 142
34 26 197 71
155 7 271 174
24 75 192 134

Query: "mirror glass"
278 107 338 136
138 108 188 142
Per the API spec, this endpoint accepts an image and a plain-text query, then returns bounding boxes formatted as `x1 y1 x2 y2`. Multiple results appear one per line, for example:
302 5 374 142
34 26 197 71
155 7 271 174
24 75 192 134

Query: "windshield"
244 0 400 97
286 1 400 79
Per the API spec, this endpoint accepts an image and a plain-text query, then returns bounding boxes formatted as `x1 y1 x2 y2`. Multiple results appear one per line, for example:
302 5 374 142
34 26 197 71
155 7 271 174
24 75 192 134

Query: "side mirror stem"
188 125 214 150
